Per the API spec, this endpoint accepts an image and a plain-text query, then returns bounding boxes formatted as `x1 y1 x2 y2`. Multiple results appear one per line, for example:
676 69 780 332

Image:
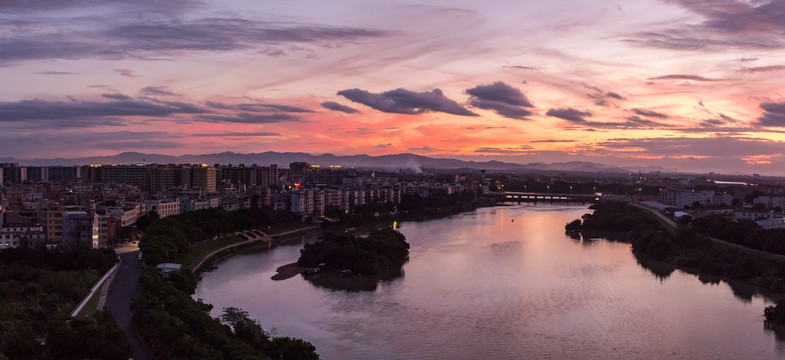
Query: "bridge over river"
484 191 601 204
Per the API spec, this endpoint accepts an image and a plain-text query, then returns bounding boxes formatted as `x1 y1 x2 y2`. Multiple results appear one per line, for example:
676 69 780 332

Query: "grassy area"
645 210 678 235
268 222 314 235
75 285 103 319
178 234 248 268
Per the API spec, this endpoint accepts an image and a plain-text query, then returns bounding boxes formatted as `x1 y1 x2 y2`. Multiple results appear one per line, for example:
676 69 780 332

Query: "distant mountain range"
0 151 670 174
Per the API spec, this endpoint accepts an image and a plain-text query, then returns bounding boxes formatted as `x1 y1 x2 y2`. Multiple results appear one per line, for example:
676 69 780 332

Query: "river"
194 204 785 359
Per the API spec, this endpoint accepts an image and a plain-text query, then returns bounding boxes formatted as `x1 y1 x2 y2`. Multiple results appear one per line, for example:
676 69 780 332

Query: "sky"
2 0 785 175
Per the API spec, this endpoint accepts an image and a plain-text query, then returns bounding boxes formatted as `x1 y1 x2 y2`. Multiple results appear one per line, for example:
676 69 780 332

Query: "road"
633 203 785 262
106 244 154 360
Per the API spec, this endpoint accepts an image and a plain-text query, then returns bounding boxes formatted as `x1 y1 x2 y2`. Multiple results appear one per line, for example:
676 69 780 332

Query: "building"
757 218 785 230
735 210 780 221
754 196 785 209
104 164 149 191
191 165 217 193
660 189 714 209
37 207 64 247
144 199 180 218
62 211 98 249
269 164 279 187
0 224 46 250
108 205 143 227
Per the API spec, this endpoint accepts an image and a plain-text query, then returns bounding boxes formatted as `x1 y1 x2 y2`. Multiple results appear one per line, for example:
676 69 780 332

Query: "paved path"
190 226 319 272
105 247 155 360
633 203 785 262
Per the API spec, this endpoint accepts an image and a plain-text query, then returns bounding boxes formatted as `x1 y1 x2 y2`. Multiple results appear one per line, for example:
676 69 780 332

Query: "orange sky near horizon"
2 0 785 175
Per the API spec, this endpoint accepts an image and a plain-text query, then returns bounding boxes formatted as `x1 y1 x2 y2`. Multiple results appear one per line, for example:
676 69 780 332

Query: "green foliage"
139 206 303 265
298 228 409 277
48 309 132 359
578 201 659 233
0 247 124 359
132 270 318 360
765 300 785 324
133 269 266 360
692 215 785 256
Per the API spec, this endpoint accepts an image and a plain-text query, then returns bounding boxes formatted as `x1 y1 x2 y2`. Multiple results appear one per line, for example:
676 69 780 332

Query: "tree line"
567 202 785 293
132 205 318 359
138 206 302 265
0 247 130 359
298 228 410 278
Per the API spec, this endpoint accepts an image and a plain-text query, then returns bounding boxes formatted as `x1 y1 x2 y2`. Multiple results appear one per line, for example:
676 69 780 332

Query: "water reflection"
196 204 784 360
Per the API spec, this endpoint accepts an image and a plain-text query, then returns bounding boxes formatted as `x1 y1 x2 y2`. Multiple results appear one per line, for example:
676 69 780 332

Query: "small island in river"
295 228 410 291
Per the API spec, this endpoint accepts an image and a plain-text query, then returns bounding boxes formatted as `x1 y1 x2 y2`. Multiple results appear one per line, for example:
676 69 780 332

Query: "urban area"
1 161 784 251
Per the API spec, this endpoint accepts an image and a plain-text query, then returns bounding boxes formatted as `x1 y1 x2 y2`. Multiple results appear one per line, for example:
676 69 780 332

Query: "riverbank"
188 225 319 273
571 201 785 297
195 204 785 359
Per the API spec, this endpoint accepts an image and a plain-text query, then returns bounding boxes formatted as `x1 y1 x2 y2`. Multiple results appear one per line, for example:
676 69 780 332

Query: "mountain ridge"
1 151 644 174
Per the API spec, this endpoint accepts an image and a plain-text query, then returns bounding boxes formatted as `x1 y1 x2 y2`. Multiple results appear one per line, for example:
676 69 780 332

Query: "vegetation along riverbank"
567 201 785 331
134 206 319 359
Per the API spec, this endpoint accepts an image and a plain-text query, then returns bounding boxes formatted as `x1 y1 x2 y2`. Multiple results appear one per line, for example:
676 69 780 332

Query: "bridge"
484 191 601 204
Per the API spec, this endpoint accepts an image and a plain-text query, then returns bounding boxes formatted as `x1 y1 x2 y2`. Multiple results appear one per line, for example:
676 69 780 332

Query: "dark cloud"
502 65 538 70
0 98 208 127
260 104 314 113
468 99 533 120
321 101 360 114
530 139 577 143
546 108 593 123
597 136 785 158
140 86 179 97
115 69 137 78
625 115 672 128
649 74 717 81
466 81 533 107
205 101 313 113
632 108 669 118
739 65 785 73
0 17 388 64
102 93 133 101
474 146 532 154
191 132 280 137
194 113 300 124
338 88 477 116
581 83 625 106
757 102 785 127
374 143 392 148
466 81 534 120
626 1 785 51
407 145 438 152
0 0 196 14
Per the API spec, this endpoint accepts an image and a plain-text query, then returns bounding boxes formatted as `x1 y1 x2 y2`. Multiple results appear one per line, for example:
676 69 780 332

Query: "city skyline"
2 1 785 175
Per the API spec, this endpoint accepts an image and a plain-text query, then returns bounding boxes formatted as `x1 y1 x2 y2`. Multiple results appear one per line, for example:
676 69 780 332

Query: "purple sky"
2 0 785 174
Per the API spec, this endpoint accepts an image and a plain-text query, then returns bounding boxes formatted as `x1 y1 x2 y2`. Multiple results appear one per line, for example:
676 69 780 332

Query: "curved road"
106 246 154 360
633 203 785 262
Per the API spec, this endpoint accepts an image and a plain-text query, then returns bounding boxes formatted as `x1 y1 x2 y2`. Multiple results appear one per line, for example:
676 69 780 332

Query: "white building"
661 189 714 209
0 224 45 249
754 196 785 209
735 210 780 221
144 199 180 218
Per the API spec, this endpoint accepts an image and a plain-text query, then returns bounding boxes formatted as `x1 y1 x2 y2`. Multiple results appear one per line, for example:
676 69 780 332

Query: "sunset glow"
2 0 785 174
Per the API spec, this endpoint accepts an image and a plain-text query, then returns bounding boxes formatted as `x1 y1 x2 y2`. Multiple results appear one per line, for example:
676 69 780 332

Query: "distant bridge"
484 191 601 204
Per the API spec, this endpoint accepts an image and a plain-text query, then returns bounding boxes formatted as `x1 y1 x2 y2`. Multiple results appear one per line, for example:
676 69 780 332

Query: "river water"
194 204 785 359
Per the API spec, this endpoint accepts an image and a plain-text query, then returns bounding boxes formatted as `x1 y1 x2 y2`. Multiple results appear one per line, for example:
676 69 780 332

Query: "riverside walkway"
190 225 319 272
632 202 785 262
